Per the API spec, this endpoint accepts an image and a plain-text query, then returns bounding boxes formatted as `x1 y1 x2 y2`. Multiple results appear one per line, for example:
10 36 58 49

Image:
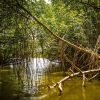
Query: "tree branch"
4 0 100 59
49 68 100 90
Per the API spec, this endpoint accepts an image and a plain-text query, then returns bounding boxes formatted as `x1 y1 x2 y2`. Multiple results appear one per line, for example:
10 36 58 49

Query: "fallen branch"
58 83 62 95
65 55 87 87
49 69 100 90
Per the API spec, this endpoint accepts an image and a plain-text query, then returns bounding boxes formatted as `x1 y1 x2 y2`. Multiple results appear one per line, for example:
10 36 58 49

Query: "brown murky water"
0 68 100 100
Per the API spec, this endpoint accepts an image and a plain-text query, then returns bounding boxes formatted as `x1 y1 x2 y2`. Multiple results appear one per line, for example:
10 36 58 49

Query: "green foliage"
0 0 99 64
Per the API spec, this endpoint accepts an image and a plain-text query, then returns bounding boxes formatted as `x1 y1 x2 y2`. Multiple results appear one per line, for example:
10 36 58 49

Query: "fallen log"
49 69 100 90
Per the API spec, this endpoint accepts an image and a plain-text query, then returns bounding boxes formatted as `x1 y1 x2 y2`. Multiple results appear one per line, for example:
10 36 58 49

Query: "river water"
0 58 100 100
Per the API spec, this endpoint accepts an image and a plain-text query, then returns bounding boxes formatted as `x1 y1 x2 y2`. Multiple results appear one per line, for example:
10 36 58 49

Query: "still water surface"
0 58 100 100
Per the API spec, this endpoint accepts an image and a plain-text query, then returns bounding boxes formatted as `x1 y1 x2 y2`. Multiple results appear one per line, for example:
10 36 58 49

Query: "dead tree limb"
58 83 62 95
49 69 100 90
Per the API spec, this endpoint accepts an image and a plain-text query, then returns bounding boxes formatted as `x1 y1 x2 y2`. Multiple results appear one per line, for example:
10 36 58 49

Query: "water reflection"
43 78 100 100
0 58 100 100
82 87 86 100
0 70 22 100
23 58 51 95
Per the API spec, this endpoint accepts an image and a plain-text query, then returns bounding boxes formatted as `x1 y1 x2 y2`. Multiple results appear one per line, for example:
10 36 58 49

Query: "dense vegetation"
0 0 100 67
0 0 100 99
